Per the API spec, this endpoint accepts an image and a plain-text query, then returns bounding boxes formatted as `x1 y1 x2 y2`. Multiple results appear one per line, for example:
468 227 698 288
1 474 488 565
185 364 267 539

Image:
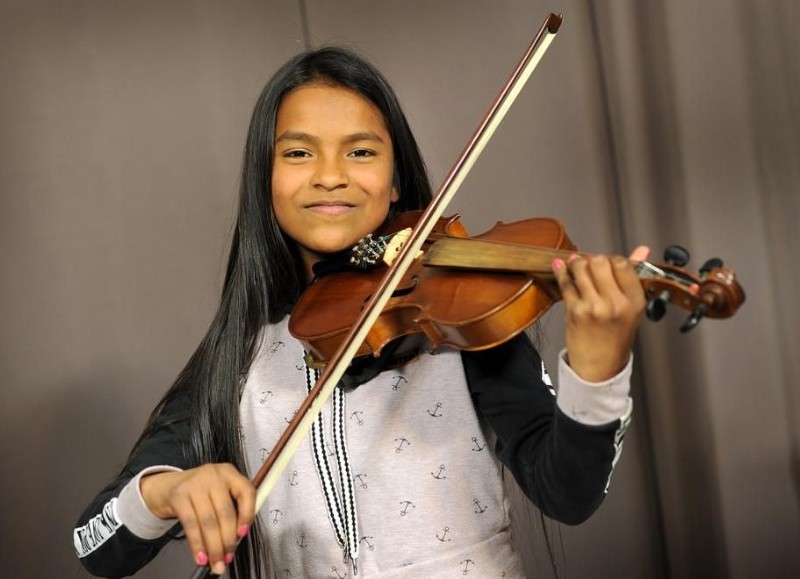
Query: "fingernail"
225 552 235 565
213 561 226 575
237 524 250 538
568 253 579 262
195 551 208 566
552 258 564 270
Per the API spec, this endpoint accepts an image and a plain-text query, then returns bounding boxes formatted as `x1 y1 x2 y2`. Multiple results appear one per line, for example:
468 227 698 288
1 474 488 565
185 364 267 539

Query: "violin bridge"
383 228 422 266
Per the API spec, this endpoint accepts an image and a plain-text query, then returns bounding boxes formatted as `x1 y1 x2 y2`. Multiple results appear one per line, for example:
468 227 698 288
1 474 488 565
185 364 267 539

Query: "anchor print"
270 340 285 353
238 426 246 443
284 409 298 424
354 473 368 489
270 509 283 524
436 526 452 542
400 500 416 516
259 448 270 463
391 375 407 391
473 498 487 514
331 566 347 579
431 464 447 479
289 470 299 487
350 410 364 426
461 559 475 575
394 437 410 453
360 536 376 551
471 436 485 452
297 533 308 548
258 390 274 405
427 401 443 418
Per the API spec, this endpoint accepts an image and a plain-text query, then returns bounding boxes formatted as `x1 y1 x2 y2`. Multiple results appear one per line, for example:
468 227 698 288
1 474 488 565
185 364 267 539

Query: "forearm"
74 395 194 576
464 335 633 524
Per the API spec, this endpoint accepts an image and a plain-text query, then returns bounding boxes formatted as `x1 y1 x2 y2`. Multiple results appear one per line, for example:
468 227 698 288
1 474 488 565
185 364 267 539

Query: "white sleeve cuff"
117 465 183 540
555 348 633 426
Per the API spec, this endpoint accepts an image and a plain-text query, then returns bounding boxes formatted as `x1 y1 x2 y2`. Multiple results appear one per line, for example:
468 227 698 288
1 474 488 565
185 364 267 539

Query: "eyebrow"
275 131 387 145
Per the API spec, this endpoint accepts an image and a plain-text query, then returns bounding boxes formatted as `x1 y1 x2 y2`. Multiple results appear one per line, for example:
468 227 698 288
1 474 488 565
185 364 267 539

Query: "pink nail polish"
552 258 564 270
196 551 208 566
237 524 250 538
225 553 235 565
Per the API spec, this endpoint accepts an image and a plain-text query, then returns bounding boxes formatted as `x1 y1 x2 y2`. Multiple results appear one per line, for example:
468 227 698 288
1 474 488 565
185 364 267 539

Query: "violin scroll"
639 246 745 332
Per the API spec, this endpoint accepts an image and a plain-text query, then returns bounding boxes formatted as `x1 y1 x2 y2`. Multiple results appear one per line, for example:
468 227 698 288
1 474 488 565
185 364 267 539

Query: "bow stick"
191 12 563 577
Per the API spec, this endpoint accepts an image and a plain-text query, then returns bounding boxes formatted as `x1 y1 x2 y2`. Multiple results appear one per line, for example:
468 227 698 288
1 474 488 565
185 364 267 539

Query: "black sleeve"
462 333 623 525
74 393 196 578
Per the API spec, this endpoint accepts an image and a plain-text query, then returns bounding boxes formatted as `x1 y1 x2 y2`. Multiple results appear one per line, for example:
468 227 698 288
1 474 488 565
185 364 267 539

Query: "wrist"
115 467 182 540
565 353 628 383
556 348 633 425
140 470 180 520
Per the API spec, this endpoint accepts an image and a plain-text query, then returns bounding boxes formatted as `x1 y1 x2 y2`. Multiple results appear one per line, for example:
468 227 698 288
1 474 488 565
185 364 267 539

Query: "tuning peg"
699 257 723 276
680 304 708 332
663 245 690 267
646 290 671 322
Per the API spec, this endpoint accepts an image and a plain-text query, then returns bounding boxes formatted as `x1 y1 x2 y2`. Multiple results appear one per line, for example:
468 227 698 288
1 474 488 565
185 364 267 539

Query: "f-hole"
361 275 419 307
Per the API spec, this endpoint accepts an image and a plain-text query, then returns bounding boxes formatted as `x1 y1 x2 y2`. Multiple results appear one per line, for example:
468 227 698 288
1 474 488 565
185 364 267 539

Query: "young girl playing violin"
75 47 649 578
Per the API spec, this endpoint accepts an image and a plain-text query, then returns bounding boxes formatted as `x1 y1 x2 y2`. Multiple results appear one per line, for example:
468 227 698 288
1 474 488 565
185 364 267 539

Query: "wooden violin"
290 210 745 366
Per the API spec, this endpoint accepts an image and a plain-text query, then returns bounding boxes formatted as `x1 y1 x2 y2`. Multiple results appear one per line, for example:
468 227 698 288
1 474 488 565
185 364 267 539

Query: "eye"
349 148 375 158
283 149 311 159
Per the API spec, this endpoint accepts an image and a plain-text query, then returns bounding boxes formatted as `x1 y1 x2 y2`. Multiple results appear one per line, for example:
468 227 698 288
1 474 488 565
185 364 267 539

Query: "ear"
390 187 400 203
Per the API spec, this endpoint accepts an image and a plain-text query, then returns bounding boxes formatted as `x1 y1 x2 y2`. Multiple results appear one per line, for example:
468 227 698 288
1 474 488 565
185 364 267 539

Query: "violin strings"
379 231 698 289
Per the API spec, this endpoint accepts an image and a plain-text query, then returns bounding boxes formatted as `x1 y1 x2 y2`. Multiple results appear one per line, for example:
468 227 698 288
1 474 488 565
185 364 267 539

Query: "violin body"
289 211 577 364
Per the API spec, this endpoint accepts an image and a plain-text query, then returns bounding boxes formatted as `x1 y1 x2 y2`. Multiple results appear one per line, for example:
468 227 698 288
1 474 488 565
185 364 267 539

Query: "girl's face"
272 83 399 278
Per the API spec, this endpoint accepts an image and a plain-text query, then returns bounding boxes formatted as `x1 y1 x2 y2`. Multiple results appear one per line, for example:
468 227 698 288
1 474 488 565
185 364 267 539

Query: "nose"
312 155 348 191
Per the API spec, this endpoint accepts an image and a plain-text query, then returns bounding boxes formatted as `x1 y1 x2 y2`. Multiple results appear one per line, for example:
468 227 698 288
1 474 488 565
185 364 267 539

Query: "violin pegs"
680 304 708 333
699 257 724 276
646 290 671 322
663 245 690 267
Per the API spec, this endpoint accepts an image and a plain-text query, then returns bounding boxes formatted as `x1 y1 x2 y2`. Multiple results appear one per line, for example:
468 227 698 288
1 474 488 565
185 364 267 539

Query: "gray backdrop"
1 1 798 577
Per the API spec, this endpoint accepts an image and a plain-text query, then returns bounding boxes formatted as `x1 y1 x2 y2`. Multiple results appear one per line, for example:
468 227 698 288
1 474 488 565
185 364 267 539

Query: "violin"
290 210 745 366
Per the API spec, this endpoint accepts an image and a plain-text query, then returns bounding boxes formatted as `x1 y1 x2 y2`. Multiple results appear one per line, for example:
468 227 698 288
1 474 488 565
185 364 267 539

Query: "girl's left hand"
552 246 650 383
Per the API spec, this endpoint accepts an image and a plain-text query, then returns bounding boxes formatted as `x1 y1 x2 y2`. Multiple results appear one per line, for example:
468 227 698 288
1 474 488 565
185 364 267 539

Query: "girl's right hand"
139 463 256 575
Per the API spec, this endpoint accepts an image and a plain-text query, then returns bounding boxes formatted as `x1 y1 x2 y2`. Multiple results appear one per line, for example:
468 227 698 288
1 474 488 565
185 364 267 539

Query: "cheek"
270 168 287 199
355 166 396 201
270 169 296 212
269 188 293 235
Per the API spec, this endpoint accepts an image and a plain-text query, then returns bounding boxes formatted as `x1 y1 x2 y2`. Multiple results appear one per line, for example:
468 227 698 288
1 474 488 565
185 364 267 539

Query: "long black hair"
124 47 433 578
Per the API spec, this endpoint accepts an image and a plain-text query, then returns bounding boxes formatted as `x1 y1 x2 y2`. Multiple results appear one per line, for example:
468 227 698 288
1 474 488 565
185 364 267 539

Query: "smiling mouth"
306 201 356 216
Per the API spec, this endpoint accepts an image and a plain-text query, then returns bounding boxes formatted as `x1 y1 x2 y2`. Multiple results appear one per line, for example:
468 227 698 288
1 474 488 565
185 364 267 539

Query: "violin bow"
191 12 563 577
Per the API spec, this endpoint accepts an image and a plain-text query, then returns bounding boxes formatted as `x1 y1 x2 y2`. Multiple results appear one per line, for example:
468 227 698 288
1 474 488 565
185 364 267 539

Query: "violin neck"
424 237 670 286
423 237 569 278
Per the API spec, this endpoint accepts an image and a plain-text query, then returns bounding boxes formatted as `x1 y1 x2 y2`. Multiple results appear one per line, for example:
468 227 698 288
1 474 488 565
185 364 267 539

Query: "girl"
75 47 648 578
